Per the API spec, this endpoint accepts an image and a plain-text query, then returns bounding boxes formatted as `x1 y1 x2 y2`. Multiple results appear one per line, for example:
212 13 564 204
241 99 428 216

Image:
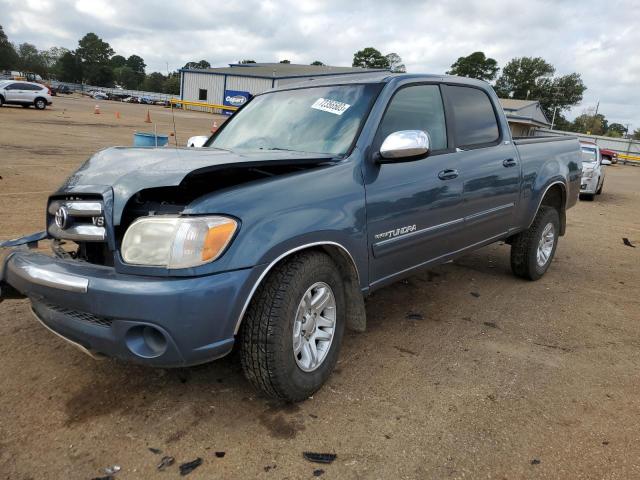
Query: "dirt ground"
1 95 639 479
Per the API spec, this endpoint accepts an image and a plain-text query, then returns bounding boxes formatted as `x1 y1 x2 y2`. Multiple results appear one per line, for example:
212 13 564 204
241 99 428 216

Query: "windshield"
208 84 380 156
581 147 597 163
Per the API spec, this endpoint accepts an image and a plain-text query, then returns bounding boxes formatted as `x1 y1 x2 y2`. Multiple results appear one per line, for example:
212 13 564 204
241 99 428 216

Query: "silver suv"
0 80 53 110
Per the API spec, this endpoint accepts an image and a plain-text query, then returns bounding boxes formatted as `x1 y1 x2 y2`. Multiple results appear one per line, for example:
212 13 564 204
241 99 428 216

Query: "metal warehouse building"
179 63 388 112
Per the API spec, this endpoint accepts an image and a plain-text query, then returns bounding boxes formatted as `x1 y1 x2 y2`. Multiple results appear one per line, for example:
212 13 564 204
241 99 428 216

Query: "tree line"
0 27 183 94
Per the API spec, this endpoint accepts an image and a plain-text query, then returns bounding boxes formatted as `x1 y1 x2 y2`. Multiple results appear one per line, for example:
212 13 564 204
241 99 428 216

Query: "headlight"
583 170 594 178
121 215 237 268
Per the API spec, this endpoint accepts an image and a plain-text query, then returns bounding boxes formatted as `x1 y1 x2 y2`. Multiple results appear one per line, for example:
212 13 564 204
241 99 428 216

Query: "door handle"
503 158 517 168
438 169 459 180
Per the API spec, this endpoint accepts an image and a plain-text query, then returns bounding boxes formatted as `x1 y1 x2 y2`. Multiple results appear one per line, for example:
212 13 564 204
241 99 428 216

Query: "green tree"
385 52 406 73
494 57 586 119
279 59 291 64
572 113 608 135
16 43 47 76
310 60 324 66
607 123 628 137
126 54 146 73
76 33 114 64
113 66 138 89
183 60 211 69
494 57 555 99
0 25 19 70
164 73 180 95
110 54 126 68
632 128 640 140
55 51 82 82
42 46 69 73
447 51 498 81
352 47 390 69
142 72 165 92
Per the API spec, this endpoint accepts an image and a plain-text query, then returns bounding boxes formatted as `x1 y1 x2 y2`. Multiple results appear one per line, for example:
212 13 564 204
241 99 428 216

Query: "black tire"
240 251 346 402
510 206 560 281
579 193 595 201
34 98 47 110
596 179 603 195
0 96 4 107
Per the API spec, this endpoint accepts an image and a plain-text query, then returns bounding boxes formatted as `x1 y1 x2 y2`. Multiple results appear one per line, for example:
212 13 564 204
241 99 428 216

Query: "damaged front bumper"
1 232 255 367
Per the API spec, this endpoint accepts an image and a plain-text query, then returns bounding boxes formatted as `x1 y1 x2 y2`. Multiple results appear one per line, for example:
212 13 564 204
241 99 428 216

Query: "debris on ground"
215 451 226 458
531 458 541 465
470 291 481 298
303 452 337 464
264 464 277 472
157 456 175 471
148 447 162 455
622 237 636 247
405 312 424 321
483 321 498 329
91 476 113 480
104 465 121 475
179 458 203 476
313 469 325 476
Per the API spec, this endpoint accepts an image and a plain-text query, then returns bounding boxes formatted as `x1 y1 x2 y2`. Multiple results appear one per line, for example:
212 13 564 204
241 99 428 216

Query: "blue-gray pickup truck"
0 73 581 401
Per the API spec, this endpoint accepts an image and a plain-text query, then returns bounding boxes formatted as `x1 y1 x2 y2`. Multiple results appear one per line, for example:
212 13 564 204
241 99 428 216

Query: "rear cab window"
376 84 448 152
443 85 501 149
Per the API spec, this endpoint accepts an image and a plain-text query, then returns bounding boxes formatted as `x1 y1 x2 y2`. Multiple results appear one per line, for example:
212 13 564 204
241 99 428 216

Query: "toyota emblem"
55 206 69 230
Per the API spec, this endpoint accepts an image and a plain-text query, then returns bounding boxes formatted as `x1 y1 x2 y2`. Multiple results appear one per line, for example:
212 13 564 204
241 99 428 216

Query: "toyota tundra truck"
0 73 582 401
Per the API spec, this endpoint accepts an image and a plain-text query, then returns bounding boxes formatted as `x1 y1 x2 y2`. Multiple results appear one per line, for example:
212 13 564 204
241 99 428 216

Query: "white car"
0 80 52 110
580 141 611 200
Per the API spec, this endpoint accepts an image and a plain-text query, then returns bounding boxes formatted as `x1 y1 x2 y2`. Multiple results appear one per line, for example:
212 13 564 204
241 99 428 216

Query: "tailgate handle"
503 158 517 168
438 169 459 180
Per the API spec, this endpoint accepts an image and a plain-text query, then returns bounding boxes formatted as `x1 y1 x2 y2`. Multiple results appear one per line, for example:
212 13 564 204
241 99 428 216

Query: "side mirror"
186 135 209 148
379 130 430 162
601 159 612 165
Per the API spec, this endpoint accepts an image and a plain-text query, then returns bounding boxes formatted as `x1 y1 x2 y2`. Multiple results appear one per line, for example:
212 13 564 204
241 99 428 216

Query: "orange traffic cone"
94 104 100 114
144 109 152 123
210 121 218 133
115 111 120 119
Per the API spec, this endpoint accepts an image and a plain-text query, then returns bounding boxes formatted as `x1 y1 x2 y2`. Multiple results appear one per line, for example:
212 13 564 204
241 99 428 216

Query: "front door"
364 84 464 287
4 82 26 102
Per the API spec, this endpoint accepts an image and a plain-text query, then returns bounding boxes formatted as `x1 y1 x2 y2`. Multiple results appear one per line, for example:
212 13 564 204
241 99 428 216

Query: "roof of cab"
270 72 491 91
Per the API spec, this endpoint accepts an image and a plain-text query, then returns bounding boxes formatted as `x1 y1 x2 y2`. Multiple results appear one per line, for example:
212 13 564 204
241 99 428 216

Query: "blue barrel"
133 132 169 147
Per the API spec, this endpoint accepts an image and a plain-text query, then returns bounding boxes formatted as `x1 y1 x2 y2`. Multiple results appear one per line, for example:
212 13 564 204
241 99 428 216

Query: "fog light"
125 325 168 358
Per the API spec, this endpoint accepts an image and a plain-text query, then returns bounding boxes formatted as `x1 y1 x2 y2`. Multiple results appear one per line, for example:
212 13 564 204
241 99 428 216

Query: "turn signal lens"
202 220 237 261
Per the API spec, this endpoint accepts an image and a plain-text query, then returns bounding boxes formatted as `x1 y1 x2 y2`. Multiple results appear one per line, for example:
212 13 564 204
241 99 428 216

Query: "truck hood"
56 146 337 224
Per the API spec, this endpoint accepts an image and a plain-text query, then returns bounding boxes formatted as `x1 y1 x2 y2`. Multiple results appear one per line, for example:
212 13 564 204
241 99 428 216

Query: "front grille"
47 197 106 242
44 303 113 328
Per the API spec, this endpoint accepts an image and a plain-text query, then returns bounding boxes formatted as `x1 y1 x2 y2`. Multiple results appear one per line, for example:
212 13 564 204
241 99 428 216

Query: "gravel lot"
1 95 639 479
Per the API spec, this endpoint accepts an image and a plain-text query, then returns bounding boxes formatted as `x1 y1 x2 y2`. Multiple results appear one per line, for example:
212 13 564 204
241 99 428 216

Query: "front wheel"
596 179 603 195
239 251 345 402
34 98 47 110
510 206 560 281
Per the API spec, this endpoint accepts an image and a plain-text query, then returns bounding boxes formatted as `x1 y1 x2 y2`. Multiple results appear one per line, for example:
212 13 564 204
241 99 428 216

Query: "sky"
2 0 639 129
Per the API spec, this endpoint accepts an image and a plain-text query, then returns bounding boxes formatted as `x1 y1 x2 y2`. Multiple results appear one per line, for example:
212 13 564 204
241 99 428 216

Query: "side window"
198 89 207 101
445 86 500 148
7 83 22 90
377 85 447 151
24 84 39 90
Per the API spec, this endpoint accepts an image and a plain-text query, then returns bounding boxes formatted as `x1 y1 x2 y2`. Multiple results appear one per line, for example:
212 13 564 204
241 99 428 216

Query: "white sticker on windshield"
311 98 351 115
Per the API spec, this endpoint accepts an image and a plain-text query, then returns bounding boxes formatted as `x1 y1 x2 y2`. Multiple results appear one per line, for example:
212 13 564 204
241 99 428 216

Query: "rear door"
364 83 465 287
442 85 521 245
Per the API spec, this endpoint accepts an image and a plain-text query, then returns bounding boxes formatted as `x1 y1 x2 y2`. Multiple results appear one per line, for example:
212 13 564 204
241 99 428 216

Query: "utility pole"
550 106 558 130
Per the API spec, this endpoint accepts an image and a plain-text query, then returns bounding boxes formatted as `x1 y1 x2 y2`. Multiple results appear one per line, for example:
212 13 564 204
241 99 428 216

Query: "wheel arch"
233 241 366 335
531 181 567 235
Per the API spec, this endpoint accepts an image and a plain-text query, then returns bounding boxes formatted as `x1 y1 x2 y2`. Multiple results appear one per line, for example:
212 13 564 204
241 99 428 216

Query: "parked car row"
85 89 169 106
0 80 52 109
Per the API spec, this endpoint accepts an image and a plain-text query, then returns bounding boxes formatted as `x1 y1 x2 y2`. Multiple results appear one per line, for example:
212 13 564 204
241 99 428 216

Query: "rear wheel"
510 206 560 281
0 96 4 107
240 251 345 402
34 98 47 110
